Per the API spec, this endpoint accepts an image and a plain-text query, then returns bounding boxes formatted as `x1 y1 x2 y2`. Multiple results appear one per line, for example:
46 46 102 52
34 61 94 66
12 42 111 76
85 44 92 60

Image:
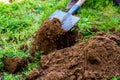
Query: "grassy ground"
0 0 120 79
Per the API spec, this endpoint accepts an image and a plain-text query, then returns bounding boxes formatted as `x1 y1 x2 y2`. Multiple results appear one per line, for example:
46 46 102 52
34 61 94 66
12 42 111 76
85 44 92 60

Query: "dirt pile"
27 32 120 80
3 57 27 73
30 18 80 55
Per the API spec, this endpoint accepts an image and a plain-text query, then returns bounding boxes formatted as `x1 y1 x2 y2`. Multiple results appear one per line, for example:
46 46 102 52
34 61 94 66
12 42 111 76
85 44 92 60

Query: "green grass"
111 77 120 80
0 0 120 79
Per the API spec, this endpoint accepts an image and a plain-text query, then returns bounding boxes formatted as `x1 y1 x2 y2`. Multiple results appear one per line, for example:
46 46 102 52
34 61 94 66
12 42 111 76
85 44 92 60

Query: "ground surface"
0 0 120 80
27 32 120 80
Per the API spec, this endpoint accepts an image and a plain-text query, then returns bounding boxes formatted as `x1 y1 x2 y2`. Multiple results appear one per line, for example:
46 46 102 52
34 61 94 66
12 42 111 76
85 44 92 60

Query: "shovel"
49 0 86 31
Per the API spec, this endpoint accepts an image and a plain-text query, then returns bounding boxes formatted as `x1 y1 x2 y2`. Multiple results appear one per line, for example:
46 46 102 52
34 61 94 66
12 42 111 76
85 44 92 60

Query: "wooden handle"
76 0 86 7
67 0 86 14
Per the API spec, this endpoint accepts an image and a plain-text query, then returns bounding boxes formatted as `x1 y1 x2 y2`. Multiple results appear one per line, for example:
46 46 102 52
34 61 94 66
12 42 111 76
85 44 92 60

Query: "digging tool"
49 0 86 31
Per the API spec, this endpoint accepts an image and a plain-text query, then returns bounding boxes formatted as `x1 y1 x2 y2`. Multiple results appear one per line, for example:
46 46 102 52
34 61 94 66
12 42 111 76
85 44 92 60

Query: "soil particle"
109 27 115 32
113 31 120 46
9 0 12 2
29 18 80 55
26 69 41 80
19 44 28 52
27 32 120 79
3 57 27 73
90 27 98 32
96 31 120 46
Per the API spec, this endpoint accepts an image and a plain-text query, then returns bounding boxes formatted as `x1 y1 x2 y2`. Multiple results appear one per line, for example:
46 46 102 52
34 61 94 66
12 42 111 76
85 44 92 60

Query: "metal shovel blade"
49 10 80 31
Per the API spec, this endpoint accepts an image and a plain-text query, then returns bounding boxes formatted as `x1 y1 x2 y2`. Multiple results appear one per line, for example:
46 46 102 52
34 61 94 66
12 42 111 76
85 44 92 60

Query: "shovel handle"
61 0 86 23
76 0 86 6
68 0 86 14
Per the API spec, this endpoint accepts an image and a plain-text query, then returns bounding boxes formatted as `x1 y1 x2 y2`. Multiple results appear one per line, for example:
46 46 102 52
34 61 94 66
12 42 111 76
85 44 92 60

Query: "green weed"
3 73 24 80
111 77 120 80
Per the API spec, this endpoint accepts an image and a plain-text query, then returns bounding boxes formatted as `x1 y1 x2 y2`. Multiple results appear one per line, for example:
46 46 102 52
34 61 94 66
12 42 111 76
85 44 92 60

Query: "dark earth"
29 18 80 55
26 31 120 80
3 57 27 73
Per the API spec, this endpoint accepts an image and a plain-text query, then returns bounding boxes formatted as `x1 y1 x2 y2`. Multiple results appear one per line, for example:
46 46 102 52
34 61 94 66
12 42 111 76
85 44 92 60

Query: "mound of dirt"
27 32 120 80
3 57 27 73
30 18 80 55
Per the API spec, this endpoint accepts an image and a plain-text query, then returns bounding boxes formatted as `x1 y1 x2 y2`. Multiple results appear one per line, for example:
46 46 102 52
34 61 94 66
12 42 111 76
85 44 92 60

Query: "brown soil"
109 27 115 32
3 57 27 73
114 31 120 38
19 44 28 52
26 32 120 80
29 18 80 55
9 0 12 2
90 26 99 32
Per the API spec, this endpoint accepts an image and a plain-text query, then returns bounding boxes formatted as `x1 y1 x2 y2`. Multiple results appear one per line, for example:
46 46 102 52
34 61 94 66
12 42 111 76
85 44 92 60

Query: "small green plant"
111 77 120 80
22 62 38 76
0 49 29 58
0 59 4 71
3 73 24 80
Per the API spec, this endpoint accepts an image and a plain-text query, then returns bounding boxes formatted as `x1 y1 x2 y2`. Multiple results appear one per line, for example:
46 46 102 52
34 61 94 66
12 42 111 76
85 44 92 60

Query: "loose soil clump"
30 18 80 55
3 57 27 73
90 26 99 32
19 44 28 52
27 32 120 80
